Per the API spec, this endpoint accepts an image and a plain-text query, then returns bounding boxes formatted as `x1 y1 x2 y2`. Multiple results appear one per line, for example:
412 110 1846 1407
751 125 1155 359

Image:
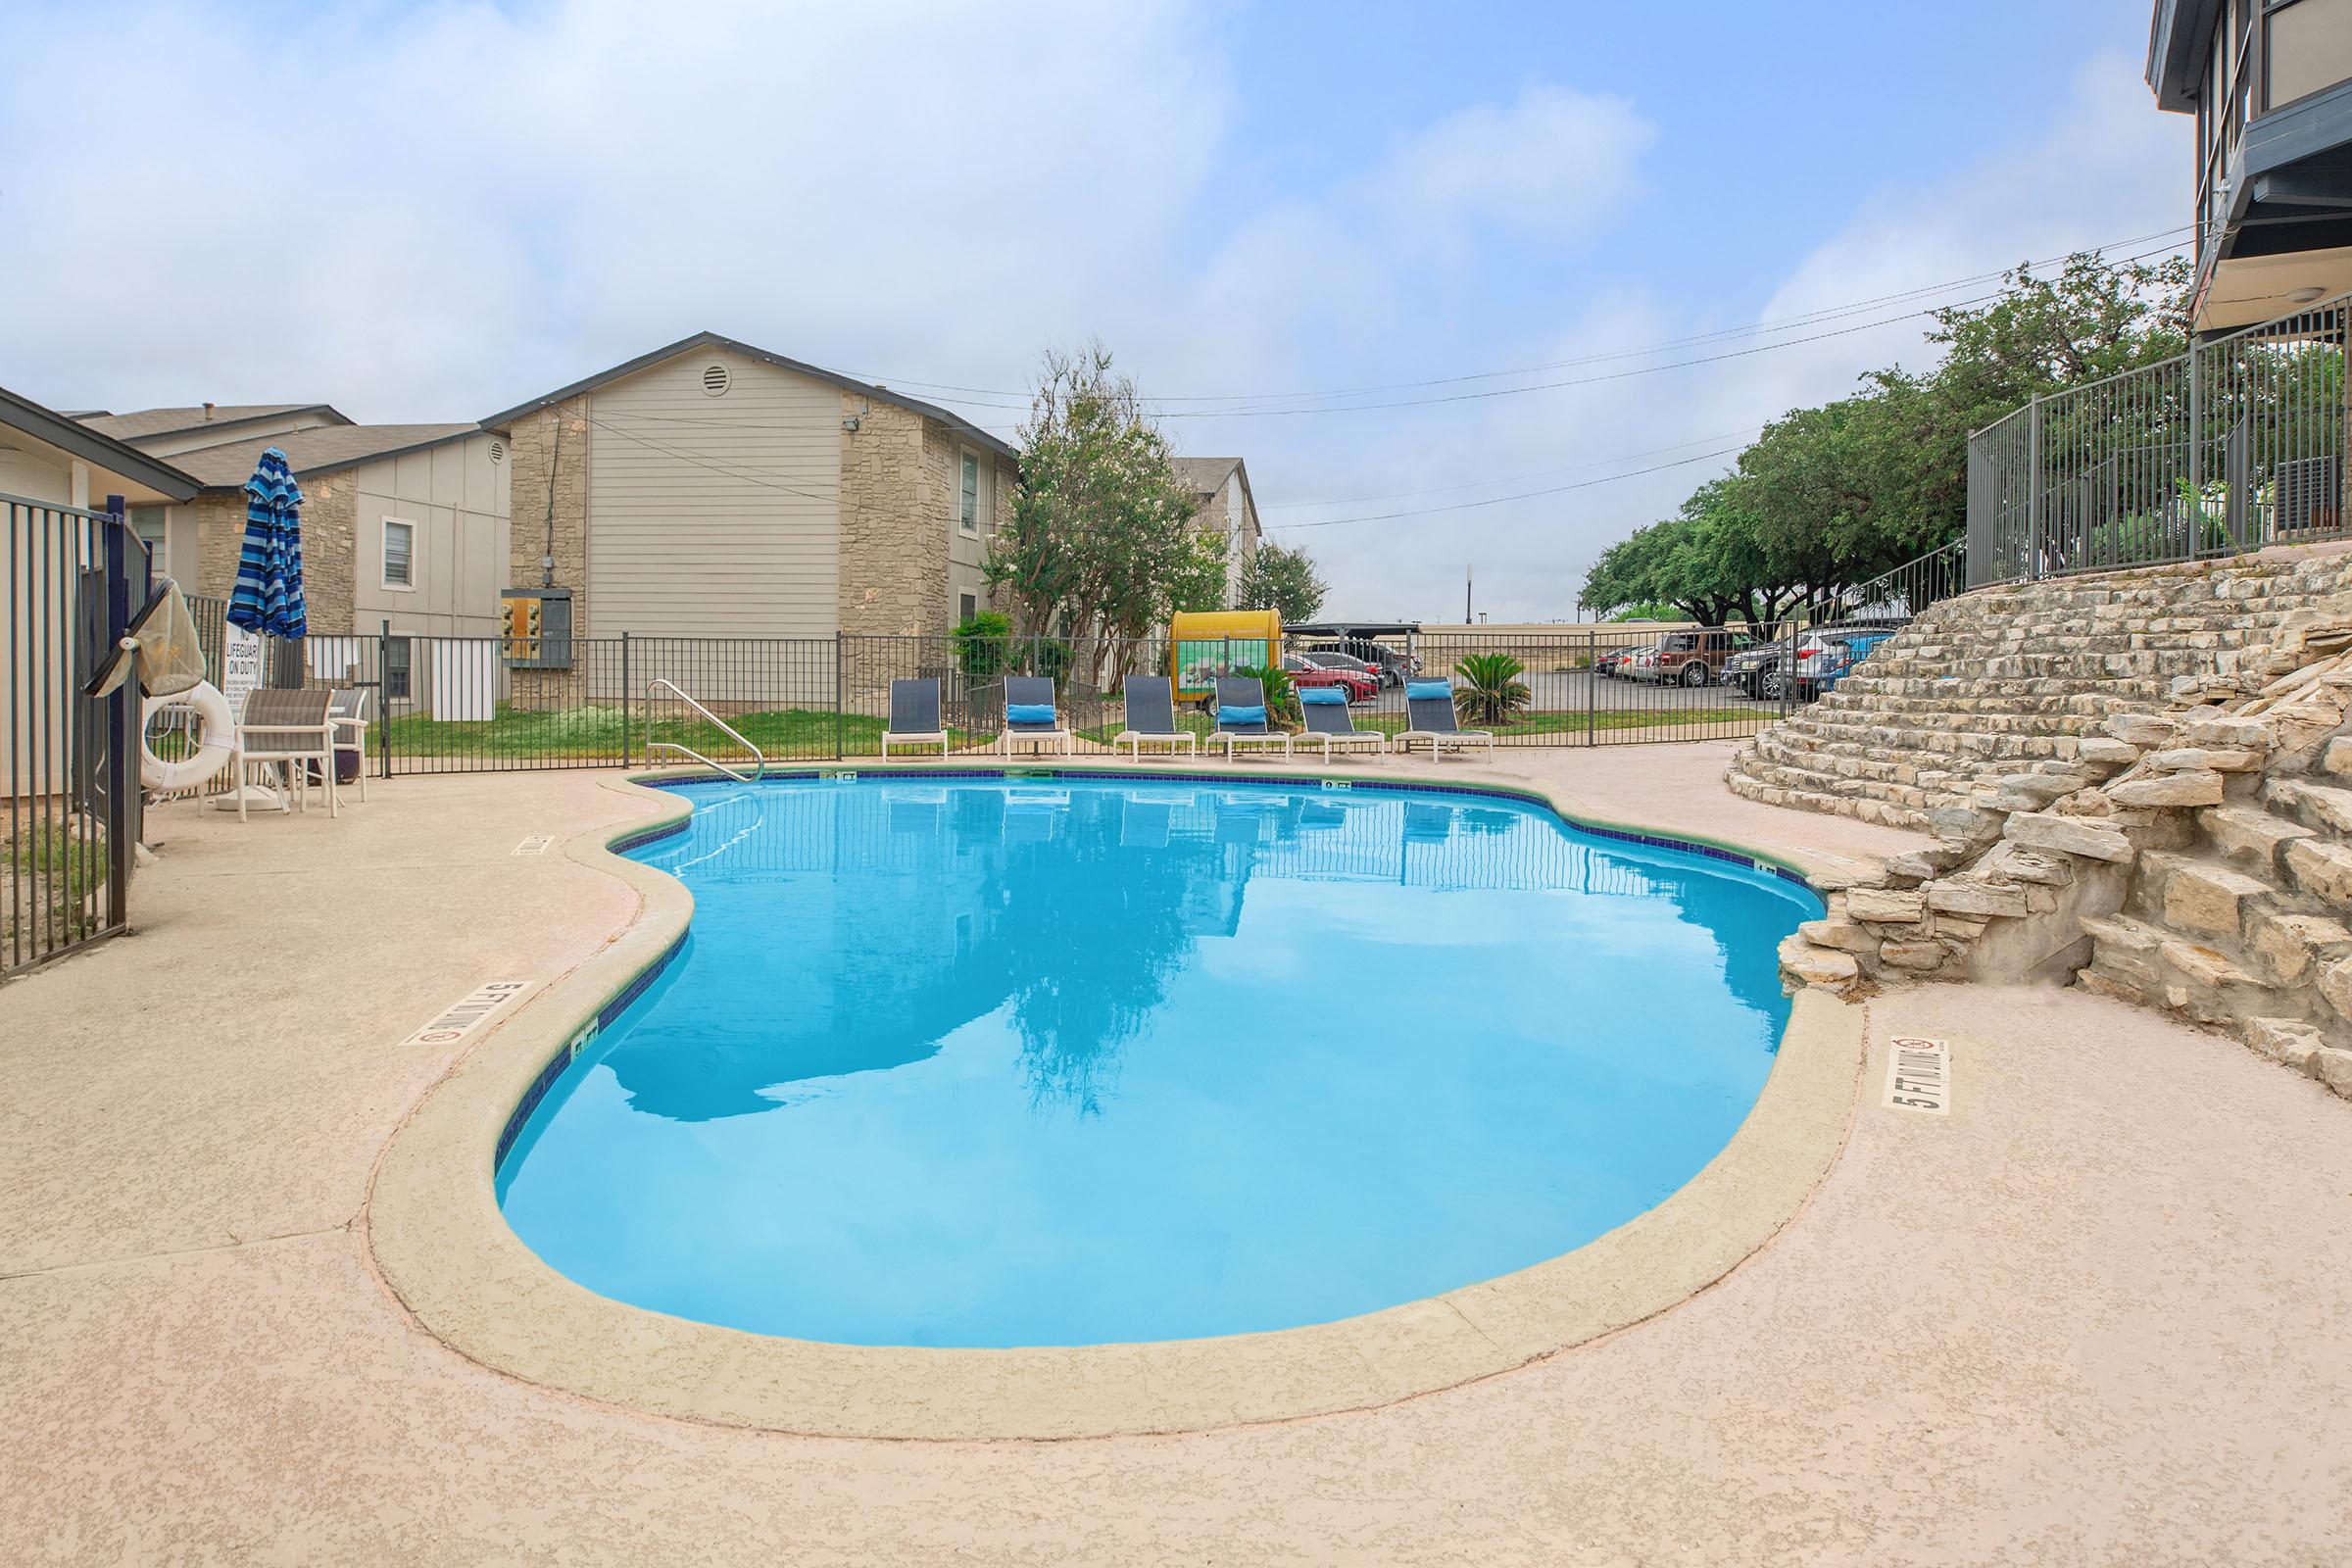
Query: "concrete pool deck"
4 742 2349 1562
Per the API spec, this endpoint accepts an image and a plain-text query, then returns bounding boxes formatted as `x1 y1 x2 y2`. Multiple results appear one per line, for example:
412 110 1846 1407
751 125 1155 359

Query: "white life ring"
141 681 236 793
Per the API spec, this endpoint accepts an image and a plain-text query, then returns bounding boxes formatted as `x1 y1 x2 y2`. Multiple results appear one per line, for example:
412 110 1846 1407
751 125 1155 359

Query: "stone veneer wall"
503 398 592 710
838 395 948 638
191 471 357 635
504 398 592 632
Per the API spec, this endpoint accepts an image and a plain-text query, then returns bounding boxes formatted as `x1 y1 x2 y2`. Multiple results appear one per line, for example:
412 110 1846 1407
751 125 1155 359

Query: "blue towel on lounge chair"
1005 703 1057 725
1217 704 1267 726
1299 686 1346 706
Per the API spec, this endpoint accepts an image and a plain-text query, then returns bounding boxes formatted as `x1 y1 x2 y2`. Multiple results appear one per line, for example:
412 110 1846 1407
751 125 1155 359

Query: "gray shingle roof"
477 332 1019 462
77 404 348 442
170 424 485 489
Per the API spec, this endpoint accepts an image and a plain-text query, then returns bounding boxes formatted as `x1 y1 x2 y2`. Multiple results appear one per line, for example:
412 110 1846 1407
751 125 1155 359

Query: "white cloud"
0 0 1226 425
1375 86 1653 236
0 9 2186 624
1249 52 2190 621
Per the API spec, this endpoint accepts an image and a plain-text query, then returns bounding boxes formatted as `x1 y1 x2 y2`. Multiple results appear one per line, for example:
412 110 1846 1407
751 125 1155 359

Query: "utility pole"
1464 564 1472 624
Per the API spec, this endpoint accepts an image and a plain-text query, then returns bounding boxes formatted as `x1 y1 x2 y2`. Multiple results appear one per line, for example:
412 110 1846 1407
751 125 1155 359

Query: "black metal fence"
153 621 1822 777
4 493 142 978
1967 290 2350 585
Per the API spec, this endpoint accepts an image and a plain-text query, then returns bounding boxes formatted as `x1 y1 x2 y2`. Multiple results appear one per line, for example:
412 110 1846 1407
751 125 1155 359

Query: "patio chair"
327 687 370 802
1113 675 1197 760
1395 680 1494 761
1293 685 1384 762
1209 674 1291 760
882 677 951 758
233 688 338 819
999 675 1073 757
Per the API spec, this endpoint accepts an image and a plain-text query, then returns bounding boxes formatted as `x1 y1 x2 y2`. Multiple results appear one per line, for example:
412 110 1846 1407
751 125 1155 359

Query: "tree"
1236 540 1328 621
987 344 1204 681
1165 526 1229 615
1579 250 2193 621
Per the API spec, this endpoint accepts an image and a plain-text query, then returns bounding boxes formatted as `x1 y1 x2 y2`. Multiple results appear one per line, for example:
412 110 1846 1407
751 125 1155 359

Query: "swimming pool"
496 774 1820 1348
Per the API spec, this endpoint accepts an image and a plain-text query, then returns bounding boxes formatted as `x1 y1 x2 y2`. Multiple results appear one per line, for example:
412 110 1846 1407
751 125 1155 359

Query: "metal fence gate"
4 494 142 978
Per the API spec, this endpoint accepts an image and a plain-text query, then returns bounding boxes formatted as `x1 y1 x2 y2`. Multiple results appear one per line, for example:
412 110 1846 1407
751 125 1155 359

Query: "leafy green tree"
1236 540 1328 622
1580 251 2193 621
988 343 1204 675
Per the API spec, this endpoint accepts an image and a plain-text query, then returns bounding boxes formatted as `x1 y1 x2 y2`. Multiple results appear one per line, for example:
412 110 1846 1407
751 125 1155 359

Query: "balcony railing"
1965 290 2350 588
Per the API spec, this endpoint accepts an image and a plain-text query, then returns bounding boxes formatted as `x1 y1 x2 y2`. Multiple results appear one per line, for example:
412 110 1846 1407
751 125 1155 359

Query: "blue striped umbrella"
225 448 306 640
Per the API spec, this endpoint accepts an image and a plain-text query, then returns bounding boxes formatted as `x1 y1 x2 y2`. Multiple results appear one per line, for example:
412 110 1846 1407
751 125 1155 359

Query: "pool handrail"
644 678 765 782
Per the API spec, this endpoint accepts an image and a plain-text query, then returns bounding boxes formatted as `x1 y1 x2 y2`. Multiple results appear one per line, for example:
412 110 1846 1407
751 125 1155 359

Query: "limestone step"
2197 804 2316 875
2260 776 2352 837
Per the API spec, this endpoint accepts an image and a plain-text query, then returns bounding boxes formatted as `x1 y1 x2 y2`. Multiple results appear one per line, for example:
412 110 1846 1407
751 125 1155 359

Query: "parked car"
1593 645 1642 679
1626 629 1755 687
1280 655 1378 703
1303 638 1417 684
1798 628 1896 698
1295 649 1391 689
1723 622 1902 700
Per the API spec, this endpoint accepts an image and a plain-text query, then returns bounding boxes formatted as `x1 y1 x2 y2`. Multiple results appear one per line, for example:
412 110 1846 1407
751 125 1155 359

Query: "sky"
0 0 2188 622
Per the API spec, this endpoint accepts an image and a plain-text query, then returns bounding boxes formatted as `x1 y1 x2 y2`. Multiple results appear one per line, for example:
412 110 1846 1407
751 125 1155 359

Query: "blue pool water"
496 776 1819 1348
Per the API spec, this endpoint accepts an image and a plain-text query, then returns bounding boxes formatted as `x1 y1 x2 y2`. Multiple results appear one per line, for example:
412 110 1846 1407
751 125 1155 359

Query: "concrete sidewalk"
2 744 2345 1565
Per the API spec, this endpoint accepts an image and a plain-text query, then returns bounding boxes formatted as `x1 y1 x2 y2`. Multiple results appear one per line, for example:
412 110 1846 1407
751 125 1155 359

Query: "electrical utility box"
502 586 573 668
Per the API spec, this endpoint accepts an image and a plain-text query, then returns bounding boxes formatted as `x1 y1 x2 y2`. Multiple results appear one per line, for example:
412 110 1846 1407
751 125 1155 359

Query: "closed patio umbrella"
218 447 310 810
226 447 306 642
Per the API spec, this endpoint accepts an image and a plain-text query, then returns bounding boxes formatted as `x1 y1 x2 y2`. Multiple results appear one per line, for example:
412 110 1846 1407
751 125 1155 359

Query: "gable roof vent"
488 438 506 463
702 363 732 397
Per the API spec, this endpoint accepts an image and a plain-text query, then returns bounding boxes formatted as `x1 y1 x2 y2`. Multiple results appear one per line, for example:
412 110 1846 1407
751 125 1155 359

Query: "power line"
1258 425 1766 509
846 222 2199 407
1266 445 1753 531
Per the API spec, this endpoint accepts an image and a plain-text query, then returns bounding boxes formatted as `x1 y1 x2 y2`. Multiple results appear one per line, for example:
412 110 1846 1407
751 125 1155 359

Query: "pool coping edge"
366 763 1865 1442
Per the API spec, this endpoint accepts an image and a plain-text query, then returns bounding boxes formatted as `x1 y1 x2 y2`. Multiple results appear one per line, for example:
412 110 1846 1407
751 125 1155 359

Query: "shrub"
1452 653 1532 726
953 612 1013 681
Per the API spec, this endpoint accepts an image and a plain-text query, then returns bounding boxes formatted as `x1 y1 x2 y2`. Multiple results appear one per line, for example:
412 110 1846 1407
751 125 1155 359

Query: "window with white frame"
382 518 416 588
958 453 982 534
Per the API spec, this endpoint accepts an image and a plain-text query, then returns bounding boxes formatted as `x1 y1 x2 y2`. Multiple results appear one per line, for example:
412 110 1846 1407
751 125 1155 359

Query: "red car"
1282 655 1378 703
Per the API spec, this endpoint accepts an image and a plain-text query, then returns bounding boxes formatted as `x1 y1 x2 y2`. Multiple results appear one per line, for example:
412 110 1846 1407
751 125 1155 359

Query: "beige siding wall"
588 349 840 637
352 433 512 640
1 451 80 798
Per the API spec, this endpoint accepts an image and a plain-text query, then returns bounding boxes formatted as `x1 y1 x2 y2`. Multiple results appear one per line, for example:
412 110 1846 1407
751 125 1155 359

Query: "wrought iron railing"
1967 291 2351 587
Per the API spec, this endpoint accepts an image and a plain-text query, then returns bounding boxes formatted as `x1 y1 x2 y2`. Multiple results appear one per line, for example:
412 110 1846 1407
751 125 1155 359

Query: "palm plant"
1234 662 1299 729
1452 653 1532 727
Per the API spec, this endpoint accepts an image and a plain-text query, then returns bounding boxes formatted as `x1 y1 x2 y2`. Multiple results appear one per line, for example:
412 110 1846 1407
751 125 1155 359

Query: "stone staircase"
1728 551 2352 829
2077 745 2352 1089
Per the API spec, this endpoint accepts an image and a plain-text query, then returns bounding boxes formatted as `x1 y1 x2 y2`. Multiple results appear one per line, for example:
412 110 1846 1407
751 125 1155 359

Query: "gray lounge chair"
882 677 950 758
1209 674 1290 760
1395 680 1494 760
1295 685 1384 761
1114 675 1197 759
999 675 1072 756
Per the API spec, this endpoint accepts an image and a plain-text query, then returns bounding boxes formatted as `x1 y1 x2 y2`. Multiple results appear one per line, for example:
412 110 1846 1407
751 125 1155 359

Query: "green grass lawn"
368 696 1775 767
